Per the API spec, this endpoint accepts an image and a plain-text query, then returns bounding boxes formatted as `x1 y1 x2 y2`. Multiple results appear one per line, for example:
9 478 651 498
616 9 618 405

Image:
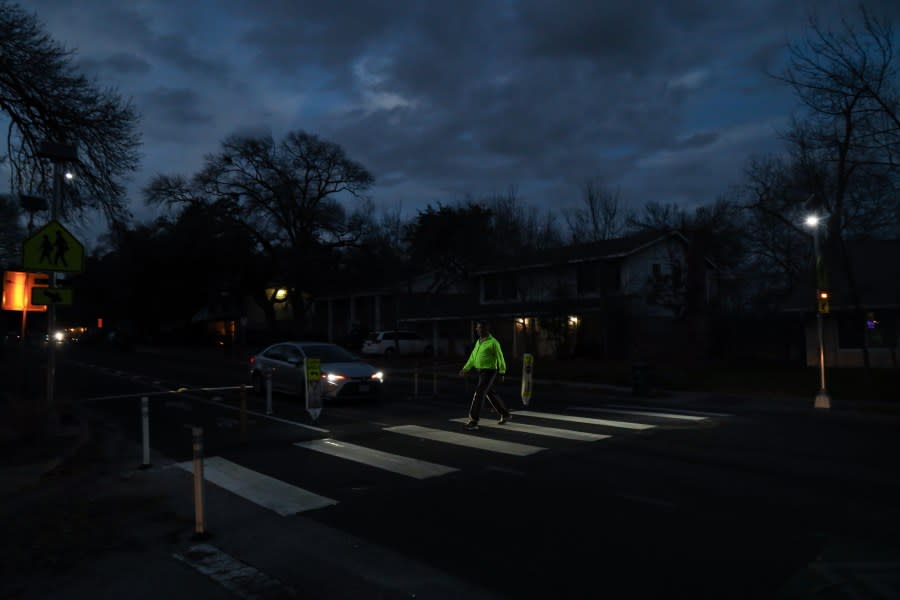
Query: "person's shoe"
464 420 479 431
498 414 511 425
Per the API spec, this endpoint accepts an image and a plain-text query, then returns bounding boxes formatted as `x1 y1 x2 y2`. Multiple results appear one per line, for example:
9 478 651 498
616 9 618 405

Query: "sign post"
28 142 79 423
305 357 322 422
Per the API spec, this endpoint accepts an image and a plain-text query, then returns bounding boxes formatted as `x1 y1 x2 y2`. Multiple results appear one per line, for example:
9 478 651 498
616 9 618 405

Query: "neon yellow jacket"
462 335 506 374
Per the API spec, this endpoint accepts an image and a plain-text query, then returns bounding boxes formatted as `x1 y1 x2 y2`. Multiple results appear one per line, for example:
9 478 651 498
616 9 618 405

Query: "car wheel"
251 372 263 395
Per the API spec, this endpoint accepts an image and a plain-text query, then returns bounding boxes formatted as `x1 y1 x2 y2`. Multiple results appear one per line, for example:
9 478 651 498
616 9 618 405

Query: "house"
400 230 717 361
783 238 900 368
252 230 716 361
310 272 475 355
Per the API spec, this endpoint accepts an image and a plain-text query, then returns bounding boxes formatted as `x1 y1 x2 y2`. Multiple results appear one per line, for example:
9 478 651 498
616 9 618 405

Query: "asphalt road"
7 344 900 599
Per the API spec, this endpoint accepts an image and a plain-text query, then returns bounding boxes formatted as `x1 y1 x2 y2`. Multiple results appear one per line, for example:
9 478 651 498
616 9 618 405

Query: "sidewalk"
0 409 501 599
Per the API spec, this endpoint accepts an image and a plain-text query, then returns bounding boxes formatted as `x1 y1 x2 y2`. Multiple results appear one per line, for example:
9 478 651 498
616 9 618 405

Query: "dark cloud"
142 87 215 141
78 53 152 77
18 0 899 232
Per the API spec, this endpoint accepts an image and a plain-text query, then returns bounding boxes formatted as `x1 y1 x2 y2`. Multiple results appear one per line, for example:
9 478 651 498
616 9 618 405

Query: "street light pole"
37 140 78 425
807 216 831 409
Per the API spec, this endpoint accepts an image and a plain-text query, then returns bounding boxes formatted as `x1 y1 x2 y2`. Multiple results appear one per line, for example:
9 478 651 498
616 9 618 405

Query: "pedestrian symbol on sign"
23 220 84 274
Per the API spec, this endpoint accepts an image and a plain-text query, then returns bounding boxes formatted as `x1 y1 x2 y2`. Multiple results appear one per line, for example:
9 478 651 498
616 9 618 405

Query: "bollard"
192 427 206 538
140 396 151 468
265 369 273 415
239 385 248 443
521 353 534 407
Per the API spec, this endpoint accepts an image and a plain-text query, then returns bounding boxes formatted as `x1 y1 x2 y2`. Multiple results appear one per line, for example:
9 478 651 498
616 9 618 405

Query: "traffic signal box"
817 290 830 315
2 271 49 312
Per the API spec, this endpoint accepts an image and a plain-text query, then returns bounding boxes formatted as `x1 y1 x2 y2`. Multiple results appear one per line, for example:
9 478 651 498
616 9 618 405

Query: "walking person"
459 321 511 431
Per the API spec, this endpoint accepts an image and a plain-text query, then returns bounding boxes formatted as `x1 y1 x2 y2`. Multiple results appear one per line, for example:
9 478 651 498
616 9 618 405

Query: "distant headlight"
325 373 346 384
53 331 65 342
371 371 384 382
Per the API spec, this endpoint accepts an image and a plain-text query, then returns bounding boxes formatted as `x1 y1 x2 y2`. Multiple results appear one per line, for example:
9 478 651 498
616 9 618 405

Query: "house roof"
471 230 690 275
783 238 900 312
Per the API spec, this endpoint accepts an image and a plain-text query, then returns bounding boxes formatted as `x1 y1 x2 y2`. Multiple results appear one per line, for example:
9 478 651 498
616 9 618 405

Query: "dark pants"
468 369 510 422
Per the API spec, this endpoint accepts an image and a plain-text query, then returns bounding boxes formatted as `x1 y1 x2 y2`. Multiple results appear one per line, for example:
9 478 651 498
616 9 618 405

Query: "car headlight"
325 373 346 384
371 371 384 382
53 331 65 342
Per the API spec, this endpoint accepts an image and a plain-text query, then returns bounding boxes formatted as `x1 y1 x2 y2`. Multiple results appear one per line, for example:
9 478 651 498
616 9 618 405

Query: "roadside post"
264 368 273 415
413 363 419 399
140 396 150 468
239 385 248 443
191 427 207 538
432 361 438 397
28 141 81 427
521 353 534 407
305 357 322 422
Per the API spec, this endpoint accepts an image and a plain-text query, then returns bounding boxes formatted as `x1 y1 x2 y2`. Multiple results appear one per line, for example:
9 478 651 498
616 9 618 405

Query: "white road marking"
606 404 731 418
176 456 336 515
449 418 610 441
295 438 458 479
569 407 710 421
514 410 654 430
173 543 296 599
385 425 544 456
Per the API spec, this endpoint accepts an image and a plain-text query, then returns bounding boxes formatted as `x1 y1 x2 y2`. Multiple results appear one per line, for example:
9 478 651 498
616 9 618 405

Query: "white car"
361 330 432 357
249 341 384 400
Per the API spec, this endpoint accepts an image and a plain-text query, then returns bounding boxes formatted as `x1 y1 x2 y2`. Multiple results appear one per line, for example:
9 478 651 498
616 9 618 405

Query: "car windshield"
365 333 379 342
301 344 358 362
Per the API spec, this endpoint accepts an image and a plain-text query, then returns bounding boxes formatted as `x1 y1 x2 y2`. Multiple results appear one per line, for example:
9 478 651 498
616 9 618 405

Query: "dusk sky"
18 0 900 243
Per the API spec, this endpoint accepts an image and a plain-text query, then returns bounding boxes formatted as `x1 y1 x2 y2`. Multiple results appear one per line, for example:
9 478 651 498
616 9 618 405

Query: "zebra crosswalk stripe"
514 410 654 430
448 418 610 441
177 456 337 516
570 407 710 421
295 438 458 479
385 425 544 456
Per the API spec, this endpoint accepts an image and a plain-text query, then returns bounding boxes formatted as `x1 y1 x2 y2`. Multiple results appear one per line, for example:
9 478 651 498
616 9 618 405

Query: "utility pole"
36 141 78 423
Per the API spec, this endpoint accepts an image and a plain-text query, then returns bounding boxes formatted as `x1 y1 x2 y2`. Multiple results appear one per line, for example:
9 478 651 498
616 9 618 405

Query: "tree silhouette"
0 0 141 225
144 130 374 331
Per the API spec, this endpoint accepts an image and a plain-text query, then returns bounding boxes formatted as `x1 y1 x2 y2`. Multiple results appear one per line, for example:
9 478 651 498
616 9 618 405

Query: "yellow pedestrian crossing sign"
23 220 84 273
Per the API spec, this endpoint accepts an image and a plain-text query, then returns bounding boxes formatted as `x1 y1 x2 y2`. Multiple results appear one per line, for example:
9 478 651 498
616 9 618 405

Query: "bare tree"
0 1 141 225
0 192 24 266
145 130 374 330
765 5 900 372
487 185 562 256
564 178 625 242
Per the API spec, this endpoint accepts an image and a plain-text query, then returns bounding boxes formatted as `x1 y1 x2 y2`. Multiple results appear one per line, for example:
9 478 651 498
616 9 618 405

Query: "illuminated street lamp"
804 213 831 409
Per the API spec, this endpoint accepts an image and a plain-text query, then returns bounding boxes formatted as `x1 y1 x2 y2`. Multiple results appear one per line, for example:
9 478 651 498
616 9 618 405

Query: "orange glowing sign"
2 271 49 312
